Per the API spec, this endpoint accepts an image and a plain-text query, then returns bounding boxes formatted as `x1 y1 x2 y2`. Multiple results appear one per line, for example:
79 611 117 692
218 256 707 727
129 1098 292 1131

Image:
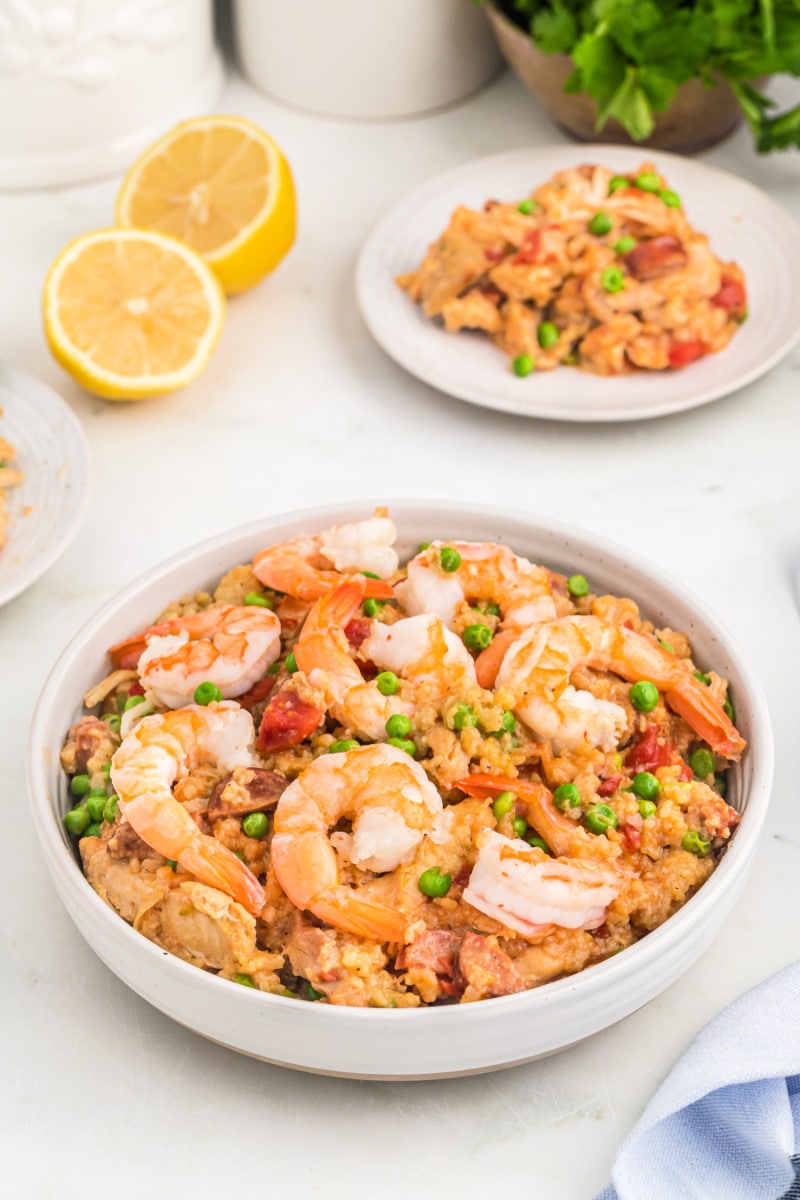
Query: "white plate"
0 364 90 607
28 501 773 1078
356 145 800 422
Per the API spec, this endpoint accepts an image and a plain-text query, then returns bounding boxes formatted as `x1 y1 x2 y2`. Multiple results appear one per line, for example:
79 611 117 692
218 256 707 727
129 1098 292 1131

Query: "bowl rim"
27 498 774 1026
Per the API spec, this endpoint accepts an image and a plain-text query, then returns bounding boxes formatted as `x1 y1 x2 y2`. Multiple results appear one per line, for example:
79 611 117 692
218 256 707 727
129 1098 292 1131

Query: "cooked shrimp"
463 830 621 937
252 511 398 602
110 703 265 915
296 576 474 740
109 606 281 708
397 541 556 632
496 616 745 756
271 743 444 941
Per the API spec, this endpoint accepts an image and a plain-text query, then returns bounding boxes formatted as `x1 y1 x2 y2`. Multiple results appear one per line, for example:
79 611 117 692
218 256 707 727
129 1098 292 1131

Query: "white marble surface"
2 58 799 1200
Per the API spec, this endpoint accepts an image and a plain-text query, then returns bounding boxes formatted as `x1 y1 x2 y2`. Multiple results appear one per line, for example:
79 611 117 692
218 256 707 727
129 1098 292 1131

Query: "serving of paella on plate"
397 161 747 378
59 507 745 1009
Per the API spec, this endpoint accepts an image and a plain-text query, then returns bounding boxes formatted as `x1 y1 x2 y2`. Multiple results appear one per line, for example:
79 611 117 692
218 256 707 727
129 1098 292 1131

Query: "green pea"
463 624 492 652
682 830 711 857
631 772 659 802
361 570 380 579
567 573 589 597
242 812 268 838
103 795 119 823
629 681 659 712
601 266 625 294
363 597 384 618
453 704 477 732
584 804 618 835
85 822 103 838
690 747 715 778
638 799 657 819
512 353 535 377
491 711 516 737
123 693 146 711
526 835 550 853
387 737 416 756
234 974 256 988
64 805 90 836
70 773 91 797
306 982 324 1001
512 816 527 836
484 601 501 617
660 189 681 208
723 698 736 723
553 783 581 810
244 591 274 609
194 681 223 706
693 671 711 685
418 867 451 898
418 542 431 552
101 713 121 733
658 638 675 654
537 321 559 349
635 172 661 193
517 198 535 214
328 739 360 753
386 713 411 738
714 773 727 797
284 651 297 674
614 236 636 255
376 671 400 696
439 547 462 573
267 662 281 676
608 175 629 194
102 762 112 774
165 859 178 871
562 352 579 366
86 793 107 822
492 791 516 819
589 211 612 236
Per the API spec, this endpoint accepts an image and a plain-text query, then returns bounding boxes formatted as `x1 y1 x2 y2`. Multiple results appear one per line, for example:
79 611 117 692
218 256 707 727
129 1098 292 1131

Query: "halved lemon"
43 228 226 400
115 115 296 295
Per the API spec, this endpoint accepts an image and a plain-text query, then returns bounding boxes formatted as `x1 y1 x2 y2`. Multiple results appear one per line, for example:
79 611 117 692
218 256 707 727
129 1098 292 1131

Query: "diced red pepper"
668 340 708 369
622 824 642 853
484 247 504 262
597 774 622 798
257 690 323 753
344 617 371 650
513 229 541 266
625 724 672 773
712 275 747 316
128 682 145 696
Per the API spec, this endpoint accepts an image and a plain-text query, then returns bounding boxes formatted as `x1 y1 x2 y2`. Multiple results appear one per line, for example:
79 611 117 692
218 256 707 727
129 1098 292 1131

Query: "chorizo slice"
208 767 288 821
458 932 526 998
623 236 688 281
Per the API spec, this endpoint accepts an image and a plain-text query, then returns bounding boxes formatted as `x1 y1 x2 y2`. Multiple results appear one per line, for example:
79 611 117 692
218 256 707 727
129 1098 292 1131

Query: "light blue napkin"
595 961 800 1200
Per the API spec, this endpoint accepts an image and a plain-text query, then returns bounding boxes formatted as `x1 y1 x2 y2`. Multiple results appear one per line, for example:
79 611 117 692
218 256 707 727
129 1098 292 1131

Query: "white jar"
232 0 502 119
0 0 223 188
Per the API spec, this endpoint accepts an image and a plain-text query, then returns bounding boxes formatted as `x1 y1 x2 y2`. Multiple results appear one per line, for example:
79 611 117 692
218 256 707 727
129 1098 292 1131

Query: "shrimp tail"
178 840 266 917
311 888 409 943
108 619 184 669
667 685 745 758
364 579 395 600
475 629 519 689
455 773 589 859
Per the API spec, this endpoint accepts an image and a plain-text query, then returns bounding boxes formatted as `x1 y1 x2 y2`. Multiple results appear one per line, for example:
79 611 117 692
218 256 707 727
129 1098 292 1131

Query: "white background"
1 48 799 1200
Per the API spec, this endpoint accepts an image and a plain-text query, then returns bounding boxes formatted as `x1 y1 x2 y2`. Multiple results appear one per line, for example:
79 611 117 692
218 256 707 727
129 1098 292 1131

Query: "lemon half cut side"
115 115 297 295
43 228 226 400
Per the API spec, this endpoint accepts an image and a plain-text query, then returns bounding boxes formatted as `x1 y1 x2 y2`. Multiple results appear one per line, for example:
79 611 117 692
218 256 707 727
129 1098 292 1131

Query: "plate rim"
0 362 91 607
355 143 800 422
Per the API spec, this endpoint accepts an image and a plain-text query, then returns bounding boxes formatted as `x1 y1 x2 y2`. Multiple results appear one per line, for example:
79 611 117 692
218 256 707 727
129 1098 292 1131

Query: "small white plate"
0 363 90 607
356 145 800 422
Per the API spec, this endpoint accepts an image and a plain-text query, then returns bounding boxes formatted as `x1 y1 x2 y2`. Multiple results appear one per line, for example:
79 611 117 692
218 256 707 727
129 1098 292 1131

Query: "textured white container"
0 0 223 188
232 0 502 119
27 501 773 1079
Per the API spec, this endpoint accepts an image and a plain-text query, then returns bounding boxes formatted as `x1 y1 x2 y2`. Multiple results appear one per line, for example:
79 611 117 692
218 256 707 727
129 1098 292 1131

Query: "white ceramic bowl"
28 501 773 1079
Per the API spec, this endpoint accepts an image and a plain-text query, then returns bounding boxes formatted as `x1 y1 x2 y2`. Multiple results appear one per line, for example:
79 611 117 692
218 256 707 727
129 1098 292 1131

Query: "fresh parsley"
492 0 800 151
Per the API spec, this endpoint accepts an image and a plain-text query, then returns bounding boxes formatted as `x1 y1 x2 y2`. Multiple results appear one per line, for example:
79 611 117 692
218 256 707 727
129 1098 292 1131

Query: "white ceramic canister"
0 0 223 188
232 0 502 119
